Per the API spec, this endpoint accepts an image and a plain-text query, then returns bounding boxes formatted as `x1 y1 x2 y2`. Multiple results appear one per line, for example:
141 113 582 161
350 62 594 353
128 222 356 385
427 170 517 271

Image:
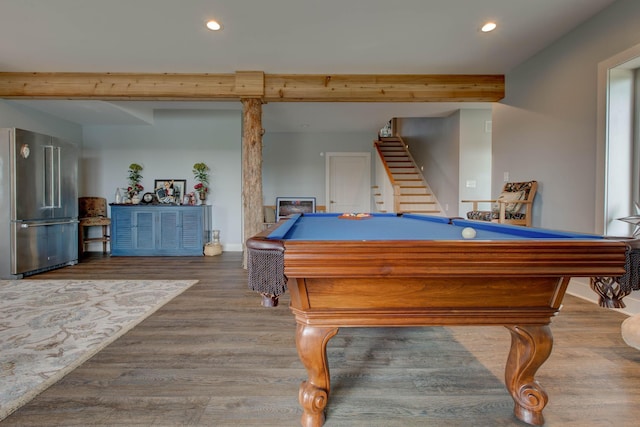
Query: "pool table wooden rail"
280 239 626 278
246 221 629 427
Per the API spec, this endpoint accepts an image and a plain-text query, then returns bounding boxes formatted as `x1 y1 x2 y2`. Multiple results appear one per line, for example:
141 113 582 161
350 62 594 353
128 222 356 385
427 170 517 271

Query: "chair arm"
495 199 533 205
461 199 496 211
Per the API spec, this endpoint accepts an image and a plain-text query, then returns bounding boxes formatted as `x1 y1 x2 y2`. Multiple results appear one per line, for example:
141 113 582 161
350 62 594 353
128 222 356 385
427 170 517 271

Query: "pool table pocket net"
247 248 287 299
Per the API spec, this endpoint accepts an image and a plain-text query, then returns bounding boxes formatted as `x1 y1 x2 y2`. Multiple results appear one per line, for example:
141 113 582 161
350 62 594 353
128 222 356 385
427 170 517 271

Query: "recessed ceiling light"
481 22 497 32
206 20 222 31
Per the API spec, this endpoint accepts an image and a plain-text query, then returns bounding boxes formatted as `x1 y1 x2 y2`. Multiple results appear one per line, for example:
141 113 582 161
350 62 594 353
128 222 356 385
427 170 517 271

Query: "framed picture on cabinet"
154 179 187 204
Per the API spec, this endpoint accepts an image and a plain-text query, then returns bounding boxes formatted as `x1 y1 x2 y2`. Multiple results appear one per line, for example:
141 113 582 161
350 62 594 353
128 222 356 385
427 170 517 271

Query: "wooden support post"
242 98 264 268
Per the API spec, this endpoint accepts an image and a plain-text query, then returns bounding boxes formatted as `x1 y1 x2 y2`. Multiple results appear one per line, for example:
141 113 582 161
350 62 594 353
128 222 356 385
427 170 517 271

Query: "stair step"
399 199 435 203
401 194 432 198
400 188 430 194
400 201 436 205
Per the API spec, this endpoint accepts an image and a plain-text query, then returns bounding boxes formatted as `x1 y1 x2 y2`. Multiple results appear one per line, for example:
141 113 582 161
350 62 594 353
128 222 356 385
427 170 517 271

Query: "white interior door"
325 152 371 213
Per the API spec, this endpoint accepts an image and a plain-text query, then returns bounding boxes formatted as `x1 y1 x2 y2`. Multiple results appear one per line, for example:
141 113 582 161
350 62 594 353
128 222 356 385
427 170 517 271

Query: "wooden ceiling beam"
264 74 504 102
0 72 238 100
0 71 504 102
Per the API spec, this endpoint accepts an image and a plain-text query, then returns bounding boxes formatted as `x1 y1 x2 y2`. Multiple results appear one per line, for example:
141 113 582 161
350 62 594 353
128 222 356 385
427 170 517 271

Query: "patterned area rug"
0 279 198 421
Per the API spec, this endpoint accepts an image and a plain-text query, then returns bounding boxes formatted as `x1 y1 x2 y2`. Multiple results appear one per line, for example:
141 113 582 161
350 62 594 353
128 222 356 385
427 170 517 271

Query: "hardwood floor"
2 252 639 426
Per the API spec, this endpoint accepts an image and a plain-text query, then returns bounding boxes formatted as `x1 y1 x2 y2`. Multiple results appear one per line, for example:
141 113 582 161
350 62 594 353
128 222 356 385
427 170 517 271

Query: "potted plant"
126 163 144 202
193 162 210 203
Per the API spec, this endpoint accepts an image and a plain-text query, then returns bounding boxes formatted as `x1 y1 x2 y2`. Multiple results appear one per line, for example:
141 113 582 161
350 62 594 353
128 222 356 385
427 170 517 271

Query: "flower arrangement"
193 162 210 193
126 163 144 198
194 182 208 193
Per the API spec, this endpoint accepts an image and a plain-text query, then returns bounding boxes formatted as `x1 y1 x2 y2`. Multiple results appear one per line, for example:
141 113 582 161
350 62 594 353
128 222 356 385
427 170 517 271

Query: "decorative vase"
198 191 207 204
131 194 140 204
204 229 222 256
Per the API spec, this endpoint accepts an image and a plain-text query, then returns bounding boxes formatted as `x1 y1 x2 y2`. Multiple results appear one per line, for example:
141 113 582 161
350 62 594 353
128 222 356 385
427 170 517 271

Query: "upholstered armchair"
462 181 538 227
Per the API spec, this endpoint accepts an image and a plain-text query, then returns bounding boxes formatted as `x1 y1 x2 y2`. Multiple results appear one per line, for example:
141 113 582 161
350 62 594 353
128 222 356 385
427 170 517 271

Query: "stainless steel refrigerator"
0 128 79 279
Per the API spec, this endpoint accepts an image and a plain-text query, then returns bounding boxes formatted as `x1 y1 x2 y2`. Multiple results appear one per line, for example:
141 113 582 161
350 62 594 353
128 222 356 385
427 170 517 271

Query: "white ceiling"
0 0 618 133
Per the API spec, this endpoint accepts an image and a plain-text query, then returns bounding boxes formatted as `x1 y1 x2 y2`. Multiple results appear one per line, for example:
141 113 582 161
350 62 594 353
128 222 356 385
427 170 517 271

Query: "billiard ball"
461 227 477 239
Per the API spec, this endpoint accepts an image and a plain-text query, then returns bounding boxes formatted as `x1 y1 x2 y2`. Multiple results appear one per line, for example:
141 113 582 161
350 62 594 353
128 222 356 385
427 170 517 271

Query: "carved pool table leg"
504 325 553 426
296 324 339 427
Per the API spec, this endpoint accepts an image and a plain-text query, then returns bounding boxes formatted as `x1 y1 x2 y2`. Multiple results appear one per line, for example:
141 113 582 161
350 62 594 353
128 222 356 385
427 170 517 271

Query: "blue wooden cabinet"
110 204 210 256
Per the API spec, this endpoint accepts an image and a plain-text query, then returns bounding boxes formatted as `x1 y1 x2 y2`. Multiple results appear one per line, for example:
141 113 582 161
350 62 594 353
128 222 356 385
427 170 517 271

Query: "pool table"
246 213 628 427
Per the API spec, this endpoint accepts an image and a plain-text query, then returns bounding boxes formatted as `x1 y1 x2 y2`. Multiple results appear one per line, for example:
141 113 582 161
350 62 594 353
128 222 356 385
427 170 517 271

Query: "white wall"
397 109 492 217
458 110 493 216
262 131 377 208
397 114 459 217
493 0 640 232
82 110 243 251
0 100 82 143
493 0 640 312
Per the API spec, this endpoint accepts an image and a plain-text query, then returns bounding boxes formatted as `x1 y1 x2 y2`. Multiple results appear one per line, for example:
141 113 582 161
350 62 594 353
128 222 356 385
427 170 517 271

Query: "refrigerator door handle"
18 219 79 228
43 145 62 208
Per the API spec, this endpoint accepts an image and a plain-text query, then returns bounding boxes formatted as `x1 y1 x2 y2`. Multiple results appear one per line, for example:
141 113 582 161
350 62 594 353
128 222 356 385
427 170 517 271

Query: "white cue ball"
461 227 477 239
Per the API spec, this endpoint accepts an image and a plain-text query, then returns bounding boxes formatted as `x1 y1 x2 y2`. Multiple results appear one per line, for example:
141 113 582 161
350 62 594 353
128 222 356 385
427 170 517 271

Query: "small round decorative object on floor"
621 314 640 350
462 227 476 239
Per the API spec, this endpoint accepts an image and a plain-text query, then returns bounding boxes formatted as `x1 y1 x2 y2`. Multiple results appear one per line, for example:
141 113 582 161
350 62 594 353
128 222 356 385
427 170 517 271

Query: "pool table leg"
505 325 553 426
296 324 339 427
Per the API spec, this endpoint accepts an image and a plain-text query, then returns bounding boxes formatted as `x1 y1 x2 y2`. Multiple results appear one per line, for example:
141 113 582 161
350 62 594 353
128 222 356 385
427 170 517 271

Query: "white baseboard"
223 243 244 252
568 278 640 317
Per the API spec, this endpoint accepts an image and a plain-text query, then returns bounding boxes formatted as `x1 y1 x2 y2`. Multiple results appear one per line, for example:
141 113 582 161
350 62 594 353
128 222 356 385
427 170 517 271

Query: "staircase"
373 137 443 215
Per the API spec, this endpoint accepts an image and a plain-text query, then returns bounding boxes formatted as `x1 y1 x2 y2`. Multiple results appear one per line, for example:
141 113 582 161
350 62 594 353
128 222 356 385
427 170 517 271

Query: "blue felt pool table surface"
267 213 602 241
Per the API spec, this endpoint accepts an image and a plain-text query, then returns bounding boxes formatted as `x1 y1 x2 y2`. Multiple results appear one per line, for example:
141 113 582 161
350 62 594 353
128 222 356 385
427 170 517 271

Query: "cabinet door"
111 207 156 254
158 210 180 249
181 209 203 250
133 211 156 249
111 208 133 251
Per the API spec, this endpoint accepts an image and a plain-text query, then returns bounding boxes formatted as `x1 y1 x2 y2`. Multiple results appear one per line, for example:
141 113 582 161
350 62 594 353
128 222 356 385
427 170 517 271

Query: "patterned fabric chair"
462 181 538 227
78 197 111 255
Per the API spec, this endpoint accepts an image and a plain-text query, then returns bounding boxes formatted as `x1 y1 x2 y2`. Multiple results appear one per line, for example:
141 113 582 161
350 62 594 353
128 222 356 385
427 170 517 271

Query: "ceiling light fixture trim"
481 22 497 32
206 20 222 31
